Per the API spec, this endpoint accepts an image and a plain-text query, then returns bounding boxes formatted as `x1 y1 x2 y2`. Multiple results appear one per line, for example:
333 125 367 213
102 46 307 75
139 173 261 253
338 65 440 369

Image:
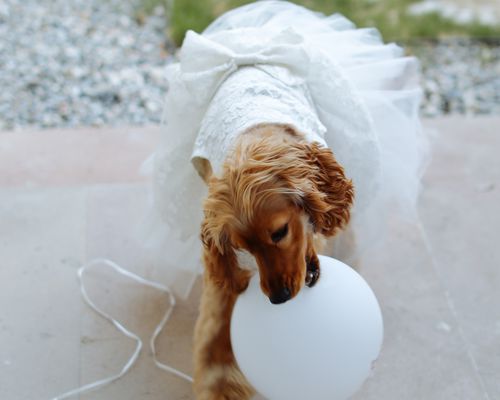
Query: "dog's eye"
271 223 289 243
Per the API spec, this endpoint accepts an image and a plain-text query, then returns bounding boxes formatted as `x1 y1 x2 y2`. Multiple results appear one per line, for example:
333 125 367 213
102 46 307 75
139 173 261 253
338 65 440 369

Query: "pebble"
0 1 498 131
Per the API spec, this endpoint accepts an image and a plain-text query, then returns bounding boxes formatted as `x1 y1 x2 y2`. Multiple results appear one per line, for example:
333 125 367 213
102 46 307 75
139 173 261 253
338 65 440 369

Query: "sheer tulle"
144 0 428 298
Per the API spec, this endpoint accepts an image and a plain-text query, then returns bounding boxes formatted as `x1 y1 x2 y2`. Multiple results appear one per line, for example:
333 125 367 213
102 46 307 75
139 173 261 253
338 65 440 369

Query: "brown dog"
193 123 354 399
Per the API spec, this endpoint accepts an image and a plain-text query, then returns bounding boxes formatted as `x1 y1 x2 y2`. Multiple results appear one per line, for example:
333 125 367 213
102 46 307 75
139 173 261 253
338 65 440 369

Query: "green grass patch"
137 0 500 46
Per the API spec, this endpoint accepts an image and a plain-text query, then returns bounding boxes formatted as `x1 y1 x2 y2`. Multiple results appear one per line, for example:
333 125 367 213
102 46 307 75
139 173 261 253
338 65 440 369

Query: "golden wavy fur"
193 124 354 399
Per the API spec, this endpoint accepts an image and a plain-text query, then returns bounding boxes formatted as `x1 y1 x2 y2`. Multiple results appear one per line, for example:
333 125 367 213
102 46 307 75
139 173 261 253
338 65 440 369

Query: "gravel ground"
0 0 173 130
0 0 498 131
413 39 500 117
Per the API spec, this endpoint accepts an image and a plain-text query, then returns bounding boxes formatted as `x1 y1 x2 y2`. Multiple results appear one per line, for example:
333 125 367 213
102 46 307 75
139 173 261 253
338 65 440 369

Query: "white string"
51 258 193 400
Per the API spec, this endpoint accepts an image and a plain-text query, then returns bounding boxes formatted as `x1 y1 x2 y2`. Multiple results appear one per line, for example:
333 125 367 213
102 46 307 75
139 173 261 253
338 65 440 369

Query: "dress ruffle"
145 0 428 298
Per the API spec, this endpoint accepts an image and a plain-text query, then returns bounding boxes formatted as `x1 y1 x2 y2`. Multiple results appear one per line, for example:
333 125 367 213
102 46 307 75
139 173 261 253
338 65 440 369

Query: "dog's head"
201 134 353 303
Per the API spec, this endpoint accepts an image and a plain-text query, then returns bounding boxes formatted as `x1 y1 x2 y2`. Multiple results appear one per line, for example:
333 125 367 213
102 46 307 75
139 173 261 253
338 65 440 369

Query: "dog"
152 1 422 397
193 122 354 399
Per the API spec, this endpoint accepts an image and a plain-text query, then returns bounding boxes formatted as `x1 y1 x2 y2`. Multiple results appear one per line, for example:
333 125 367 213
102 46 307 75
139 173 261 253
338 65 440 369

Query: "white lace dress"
146 0 427 298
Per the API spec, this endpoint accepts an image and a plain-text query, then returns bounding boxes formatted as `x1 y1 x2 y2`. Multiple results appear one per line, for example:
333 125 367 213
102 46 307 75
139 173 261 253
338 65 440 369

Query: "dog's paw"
305 254 320 287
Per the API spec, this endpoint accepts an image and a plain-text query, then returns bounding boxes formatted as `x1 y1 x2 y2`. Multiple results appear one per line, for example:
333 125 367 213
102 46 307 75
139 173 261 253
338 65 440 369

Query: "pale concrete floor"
0 118 498 400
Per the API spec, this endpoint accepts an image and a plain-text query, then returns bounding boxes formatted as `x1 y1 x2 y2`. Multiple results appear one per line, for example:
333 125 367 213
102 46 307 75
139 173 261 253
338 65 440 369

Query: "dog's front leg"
193 275 254 400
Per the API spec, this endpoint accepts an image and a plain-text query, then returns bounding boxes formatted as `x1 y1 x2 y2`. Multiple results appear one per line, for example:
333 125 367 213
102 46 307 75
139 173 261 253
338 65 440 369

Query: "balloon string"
50 258 193 400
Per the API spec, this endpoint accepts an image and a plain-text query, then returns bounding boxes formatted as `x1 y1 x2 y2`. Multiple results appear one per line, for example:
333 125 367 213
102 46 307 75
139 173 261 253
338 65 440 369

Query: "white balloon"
231 255 383 400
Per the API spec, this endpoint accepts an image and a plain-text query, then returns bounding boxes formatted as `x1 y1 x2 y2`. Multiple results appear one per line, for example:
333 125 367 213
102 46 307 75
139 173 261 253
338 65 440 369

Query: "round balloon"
231 255 383 400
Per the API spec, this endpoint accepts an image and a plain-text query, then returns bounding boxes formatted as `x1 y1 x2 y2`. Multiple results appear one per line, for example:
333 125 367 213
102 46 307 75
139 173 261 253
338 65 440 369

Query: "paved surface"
0 117 499 399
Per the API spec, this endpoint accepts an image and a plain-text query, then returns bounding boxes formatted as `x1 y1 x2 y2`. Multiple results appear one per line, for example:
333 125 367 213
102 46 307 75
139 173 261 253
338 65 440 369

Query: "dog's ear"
293 142 354 236
200 178 250 294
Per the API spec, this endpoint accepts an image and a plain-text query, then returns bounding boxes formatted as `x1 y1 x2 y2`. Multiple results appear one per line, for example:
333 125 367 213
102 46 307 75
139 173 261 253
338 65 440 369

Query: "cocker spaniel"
193 123 354 399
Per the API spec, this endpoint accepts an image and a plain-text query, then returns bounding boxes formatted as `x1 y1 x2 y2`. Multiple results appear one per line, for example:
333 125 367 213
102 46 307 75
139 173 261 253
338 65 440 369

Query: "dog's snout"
269 287 291 304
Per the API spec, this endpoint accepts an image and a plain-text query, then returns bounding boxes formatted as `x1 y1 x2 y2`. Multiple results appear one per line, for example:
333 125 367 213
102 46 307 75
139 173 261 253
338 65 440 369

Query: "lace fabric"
193 65 327 176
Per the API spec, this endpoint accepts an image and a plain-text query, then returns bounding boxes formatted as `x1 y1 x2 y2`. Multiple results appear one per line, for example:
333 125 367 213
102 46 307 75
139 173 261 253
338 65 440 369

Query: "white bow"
179 28 311 103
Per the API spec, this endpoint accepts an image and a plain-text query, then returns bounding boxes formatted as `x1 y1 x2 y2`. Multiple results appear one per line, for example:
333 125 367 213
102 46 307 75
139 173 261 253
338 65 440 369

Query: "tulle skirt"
144 0 428 299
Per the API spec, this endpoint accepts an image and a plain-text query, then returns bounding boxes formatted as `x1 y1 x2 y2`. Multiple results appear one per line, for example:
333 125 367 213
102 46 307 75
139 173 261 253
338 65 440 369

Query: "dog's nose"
269 287 291 304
